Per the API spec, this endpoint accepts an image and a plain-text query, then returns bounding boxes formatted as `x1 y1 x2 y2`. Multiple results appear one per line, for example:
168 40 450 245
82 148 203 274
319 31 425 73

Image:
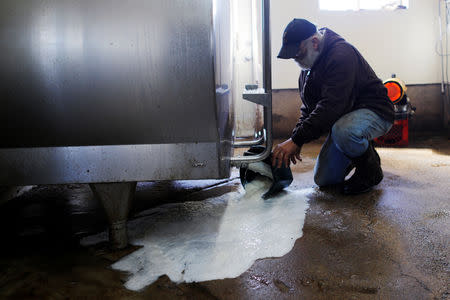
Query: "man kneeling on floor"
272 19 394 194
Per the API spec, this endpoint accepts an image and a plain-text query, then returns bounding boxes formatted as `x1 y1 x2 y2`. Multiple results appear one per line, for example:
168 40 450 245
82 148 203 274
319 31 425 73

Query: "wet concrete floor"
0 136 449 299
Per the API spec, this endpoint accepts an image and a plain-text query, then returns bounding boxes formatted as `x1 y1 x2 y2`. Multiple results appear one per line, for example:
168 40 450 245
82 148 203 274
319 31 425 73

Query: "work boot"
343 142 383 195
370 140 381 165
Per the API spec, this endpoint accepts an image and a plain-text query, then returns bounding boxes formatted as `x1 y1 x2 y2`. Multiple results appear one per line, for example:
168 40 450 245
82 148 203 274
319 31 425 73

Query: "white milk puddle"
82 177 311 291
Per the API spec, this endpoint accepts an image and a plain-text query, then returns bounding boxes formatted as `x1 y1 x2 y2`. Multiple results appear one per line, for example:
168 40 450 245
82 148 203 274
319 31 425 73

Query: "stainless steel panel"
0 143 221 186
213 0 234 178
0 0 218 147
0 0 239 185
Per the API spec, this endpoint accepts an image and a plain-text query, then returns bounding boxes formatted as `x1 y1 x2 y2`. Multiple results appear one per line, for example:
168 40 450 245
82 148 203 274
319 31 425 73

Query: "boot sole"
342 185 373 195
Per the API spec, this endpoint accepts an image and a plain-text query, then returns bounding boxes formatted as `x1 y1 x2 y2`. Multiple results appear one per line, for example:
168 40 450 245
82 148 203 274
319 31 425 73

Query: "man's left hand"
272 138 302 168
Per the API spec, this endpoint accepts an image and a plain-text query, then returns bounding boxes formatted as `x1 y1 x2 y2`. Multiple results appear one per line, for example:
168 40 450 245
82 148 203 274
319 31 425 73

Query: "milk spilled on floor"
82 177 311 291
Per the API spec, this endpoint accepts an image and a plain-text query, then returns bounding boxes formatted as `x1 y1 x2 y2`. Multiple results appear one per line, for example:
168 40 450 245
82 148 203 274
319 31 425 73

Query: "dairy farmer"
272 19 395 194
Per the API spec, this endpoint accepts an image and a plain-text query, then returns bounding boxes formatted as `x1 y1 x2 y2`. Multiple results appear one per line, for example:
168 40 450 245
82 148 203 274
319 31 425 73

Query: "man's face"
294 38 319 70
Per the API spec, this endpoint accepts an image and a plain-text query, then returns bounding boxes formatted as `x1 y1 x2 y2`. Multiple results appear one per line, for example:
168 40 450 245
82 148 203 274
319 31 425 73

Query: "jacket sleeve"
291 71 310 137
291 47 357 147
291 104 309 137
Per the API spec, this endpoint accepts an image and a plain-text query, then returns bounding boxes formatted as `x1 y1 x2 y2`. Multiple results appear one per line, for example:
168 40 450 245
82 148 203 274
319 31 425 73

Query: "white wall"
272 0 441 89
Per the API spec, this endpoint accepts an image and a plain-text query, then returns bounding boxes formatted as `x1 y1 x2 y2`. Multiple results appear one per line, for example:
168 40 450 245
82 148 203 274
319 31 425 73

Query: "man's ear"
311 37 320 51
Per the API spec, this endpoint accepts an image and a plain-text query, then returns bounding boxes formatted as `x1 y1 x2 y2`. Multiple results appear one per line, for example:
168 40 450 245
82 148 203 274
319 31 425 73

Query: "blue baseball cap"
277 19 317 59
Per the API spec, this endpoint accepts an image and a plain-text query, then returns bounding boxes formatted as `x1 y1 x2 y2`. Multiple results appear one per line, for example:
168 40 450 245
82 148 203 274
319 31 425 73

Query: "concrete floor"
0 136 449 299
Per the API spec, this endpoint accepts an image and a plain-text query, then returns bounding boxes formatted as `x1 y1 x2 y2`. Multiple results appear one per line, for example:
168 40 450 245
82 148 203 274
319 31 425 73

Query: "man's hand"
272 138 302 168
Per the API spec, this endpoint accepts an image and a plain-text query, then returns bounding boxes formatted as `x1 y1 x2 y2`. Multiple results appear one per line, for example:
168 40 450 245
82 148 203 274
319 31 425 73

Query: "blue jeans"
314 109 393 187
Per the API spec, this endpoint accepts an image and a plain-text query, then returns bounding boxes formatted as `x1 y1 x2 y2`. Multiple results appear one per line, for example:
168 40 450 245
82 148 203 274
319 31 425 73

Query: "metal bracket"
243 88 271 107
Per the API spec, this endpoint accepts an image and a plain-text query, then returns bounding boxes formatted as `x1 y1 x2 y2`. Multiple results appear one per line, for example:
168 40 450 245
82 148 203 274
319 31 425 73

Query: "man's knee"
331 119 362 153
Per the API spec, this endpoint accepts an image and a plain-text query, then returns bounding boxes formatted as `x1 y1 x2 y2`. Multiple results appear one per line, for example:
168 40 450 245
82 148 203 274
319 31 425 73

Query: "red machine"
375 76 415 147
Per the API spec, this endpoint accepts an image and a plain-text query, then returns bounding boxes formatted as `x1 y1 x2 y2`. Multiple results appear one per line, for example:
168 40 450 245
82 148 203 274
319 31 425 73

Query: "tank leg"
89 182 137 249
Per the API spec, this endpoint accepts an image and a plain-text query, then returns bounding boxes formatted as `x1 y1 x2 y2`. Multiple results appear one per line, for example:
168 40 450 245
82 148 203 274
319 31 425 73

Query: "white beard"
295 42 320 70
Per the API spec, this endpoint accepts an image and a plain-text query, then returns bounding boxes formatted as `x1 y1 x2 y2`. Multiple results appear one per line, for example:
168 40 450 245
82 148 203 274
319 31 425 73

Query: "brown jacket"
291 28 394 147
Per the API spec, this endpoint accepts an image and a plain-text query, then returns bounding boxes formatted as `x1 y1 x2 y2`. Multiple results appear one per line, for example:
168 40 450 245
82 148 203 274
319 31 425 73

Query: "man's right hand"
272 138 302 168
